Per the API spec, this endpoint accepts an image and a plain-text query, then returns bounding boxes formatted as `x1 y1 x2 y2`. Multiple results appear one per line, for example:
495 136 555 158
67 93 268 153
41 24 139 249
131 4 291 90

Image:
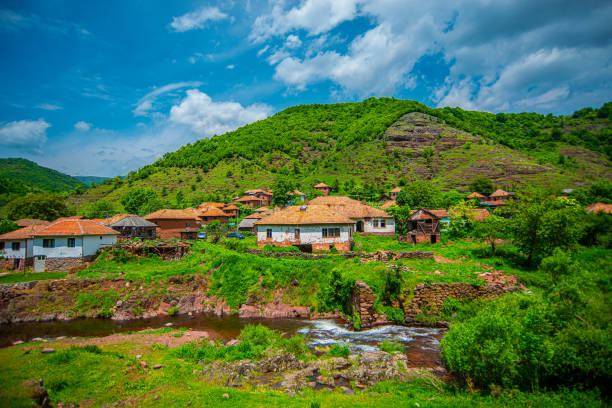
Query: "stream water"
0 315 445 368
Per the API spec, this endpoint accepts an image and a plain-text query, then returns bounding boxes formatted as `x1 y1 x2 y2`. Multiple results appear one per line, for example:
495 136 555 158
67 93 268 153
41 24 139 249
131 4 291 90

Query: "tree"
385 205 412 235
396 181 441 208
0 218 18 234
138 197 165 216
272 176 294 207
120 188 158 215
473 213 507 254
5 194 71 221
176 191 185 208
82 201 117 219
204 220 222 243
331 178 340 193
508 195 585 266
470 177 495 195
448 201 477 238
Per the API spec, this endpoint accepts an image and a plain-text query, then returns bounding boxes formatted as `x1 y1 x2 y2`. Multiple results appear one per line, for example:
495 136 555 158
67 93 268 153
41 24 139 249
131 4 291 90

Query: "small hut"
110 216 157 239
180 227 199 240
399 209 441 244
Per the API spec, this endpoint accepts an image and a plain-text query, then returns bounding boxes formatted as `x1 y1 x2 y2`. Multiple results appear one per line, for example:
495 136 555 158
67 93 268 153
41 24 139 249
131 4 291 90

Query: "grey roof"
238 218 258 229
110 216 157 228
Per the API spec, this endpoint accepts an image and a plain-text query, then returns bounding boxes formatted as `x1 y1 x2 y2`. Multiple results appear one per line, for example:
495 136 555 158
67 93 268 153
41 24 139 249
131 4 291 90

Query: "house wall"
149 219 200 239
256 224 353 251
361 217 396 235
33 235 116 258
0 239 29 259
82 235 117 256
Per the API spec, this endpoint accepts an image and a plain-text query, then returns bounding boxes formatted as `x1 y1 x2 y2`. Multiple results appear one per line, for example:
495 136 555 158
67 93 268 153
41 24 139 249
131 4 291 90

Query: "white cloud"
36 103 62 111
0 119 49 152
227 64 235 70
251 0 359 42
133 81 202 116
254 0 612 113
170 7 228 32
169 89 273 136
285 34 302 49
74 121 92 132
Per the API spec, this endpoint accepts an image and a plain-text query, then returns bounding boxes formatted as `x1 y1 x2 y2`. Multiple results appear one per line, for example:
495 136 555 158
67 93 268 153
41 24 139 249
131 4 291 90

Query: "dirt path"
433 255 460 264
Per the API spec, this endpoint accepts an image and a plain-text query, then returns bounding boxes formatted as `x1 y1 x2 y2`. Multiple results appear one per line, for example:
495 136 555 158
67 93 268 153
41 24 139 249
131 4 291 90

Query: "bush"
380 340 404 353
167 306 178 316
327 344 350 358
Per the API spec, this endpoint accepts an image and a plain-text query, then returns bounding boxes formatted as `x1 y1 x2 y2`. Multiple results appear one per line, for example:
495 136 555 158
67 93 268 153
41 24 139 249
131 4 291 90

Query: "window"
43 239 55 248
0 242 4 250
266 229 272 239
186 222 190 227
294 229 300 239
381 219 386 228
67 238 76 248
373 219 379 228
322 228 340 238
12 242 20 251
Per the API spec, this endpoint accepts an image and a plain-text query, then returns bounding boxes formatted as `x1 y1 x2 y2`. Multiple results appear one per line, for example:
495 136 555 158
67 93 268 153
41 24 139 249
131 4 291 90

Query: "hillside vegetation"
62 98 612 208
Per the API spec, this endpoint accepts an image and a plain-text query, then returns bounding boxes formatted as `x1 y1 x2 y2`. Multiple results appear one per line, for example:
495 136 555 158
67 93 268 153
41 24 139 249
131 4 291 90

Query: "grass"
0 271 68 284
0 333 606 407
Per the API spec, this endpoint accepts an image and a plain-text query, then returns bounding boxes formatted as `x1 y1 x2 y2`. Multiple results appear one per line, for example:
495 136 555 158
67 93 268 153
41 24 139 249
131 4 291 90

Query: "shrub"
167 306 178 316
327 344 350 358
380 340 404 353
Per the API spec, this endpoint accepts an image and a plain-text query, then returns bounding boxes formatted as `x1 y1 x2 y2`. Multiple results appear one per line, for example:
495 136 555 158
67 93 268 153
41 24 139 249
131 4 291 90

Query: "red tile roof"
314 183 330 188
0 225 47 240
32 219 119 236
223 204 239 211
256 205 353 225
200 207 229 217
198 202 225 209
390 187 402 193
235 195 264 203
15 219 50 227
144 209 199 220
489 189 511 198
586 202 612 214
381 200 397 209
467 192 486 199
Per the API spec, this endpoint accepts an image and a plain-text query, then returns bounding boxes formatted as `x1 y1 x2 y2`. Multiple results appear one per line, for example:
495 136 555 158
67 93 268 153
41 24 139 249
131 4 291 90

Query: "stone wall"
244 248 433 261
351 281 389 330
404 282 520 320
44 256 94 272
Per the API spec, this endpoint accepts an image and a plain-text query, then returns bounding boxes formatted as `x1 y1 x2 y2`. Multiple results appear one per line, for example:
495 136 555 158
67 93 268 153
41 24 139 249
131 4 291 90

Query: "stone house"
0 225 46 269
198 207 230 224
255 205 355 251
144 209 201 239
314 182 331 196
31 219 119 271
222 204 239 218
309 195 395 235
245 189 273 206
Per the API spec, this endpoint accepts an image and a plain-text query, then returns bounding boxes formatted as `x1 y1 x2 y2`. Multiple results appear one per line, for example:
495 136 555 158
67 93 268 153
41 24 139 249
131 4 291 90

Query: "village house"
245 189 273 206
400 209 441 244
309 195 395 235
466 192 486 201
487 189 513 203
198 207 230 224
222 204 239 218
144 209 201 239
238 213 263 232
108 215 157 240
427 209 489 231
255 205 355 252
286 189 306 205
198 202 225 210
0 225 46 269
381 200 396 210
314 182 331 196
31 219 119 271
389 187 401 200
234 195 265 208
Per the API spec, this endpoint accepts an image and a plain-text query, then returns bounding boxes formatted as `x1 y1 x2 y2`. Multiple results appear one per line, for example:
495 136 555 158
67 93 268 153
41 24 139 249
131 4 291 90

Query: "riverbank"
0 324 604 408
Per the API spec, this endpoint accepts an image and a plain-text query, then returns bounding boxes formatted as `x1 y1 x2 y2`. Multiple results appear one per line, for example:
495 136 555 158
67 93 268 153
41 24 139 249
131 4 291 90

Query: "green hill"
72 98 612 209
74 176 111 186
0 158 85 193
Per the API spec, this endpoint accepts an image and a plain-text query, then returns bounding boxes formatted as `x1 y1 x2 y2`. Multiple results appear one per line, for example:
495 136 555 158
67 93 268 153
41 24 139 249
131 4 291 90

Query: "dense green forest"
0 158 85 192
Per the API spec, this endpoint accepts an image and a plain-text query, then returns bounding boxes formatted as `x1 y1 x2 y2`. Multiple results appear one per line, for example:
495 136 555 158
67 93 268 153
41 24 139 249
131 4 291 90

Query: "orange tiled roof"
101 214 136 225
314 182 330 188
144 209 199 220
235 195 263 203
586 202 612 214
90 218 105 223
381 200 397 209
31 219 119 236
309 195 392 219
200 207 229 217
0 225 47 240
470 209 490 221
467 192 486 199
15 218 50 227
390 187 402 193
198 202 225 209
489 189 511 198
256 205 353 225
53 215 88 222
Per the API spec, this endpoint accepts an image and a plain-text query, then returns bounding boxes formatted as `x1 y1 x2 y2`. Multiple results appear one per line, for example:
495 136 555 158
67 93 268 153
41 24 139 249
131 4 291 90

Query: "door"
356 221 364 233
34 256 46 272
430 234 437 244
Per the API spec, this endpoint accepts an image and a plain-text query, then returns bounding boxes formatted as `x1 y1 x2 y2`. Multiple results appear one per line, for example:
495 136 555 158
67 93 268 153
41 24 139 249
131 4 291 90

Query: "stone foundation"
398 234 440 244
0 257 33 270
44 256 95 272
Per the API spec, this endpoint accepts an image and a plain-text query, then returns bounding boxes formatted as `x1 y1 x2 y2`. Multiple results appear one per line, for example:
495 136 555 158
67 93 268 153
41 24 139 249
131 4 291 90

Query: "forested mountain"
0 158 86 206
69 98 611 209
74 176 111 186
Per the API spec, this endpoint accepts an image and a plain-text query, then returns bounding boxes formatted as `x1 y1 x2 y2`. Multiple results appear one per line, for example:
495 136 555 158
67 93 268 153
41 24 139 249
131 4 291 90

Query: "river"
0 315 445 368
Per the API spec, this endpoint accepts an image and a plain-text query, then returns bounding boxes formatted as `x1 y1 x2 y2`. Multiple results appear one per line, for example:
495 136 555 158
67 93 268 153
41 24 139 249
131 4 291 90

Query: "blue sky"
0 0 611 177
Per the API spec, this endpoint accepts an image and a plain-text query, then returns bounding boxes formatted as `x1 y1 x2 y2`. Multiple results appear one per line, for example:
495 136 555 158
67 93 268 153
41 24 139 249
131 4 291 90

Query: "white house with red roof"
31 219 119 271
0 225 47 269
